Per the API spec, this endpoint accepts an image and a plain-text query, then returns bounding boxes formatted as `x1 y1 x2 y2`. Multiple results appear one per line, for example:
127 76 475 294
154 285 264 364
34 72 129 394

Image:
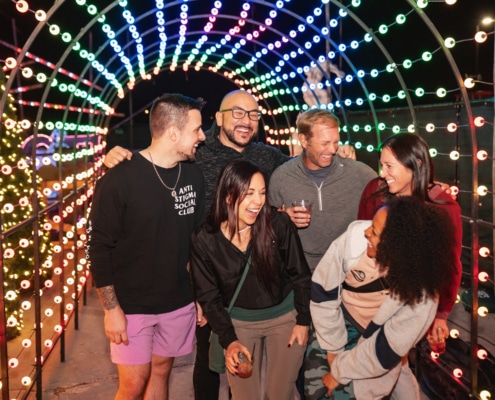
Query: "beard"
223 126 255 149
178 147 196 162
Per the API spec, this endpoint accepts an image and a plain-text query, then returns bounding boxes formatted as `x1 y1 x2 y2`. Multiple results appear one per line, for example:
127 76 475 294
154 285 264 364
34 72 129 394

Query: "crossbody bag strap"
226 255 251 313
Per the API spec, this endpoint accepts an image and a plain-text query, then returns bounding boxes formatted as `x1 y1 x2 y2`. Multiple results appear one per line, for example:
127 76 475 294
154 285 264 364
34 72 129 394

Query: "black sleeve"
86 170 126 288
190 230 238 348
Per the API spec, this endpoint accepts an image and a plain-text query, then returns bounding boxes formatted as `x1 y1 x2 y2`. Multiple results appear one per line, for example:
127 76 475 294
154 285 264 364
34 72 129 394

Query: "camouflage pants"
304 320 360 400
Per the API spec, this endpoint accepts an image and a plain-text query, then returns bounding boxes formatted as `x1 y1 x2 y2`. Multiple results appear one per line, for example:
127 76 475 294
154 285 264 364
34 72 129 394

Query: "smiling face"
216 91 259 152
300 123 340 170
379 146 414 196
177 109 205 161
364 206 388 259
236 172 266 230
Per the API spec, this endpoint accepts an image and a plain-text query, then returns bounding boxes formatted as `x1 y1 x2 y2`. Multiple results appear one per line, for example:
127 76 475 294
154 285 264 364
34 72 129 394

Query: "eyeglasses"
219 107 261 121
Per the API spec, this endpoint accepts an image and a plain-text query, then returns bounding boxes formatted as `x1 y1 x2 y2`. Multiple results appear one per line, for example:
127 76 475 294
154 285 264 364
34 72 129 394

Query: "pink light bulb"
477 349 488 360
479 272 489 282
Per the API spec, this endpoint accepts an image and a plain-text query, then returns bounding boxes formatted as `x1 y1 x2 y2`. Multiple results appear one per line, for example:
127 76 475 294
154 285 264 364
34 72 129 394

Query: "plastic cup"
237 352 252 378
291 200 312 214
427 328 446 355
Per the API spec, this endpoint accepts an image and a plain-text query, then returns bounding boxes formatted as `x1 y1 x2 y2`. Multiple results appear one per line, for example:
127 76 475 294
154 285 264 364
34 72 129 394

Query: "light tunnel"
0 0 494 399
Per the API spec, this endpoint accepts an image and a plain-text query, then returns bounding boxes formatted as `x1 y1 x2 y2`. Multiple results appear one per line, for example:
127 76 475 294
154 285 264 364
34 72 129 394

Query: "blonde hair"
297 109 340 140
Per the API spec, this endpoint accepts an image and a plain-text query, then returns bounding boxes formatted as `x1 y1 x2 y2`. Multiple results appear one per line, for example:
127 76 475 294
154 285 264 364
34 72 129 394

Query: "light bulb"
477 150 488 160
444 37 456 48
35 9 47 21
4 118 16 129
21 67 33 78
478 306 489 317
479 247 490 257
16 1 29 13
449 151 460 161
479 272 489 282
8 358 19 368
447 123 457 132
477 185 488 196
477 349 488 360
475 116 485 127
20 280 30 289
21 376 31 386
464 78 475 88
475 31 488 43
5 57 17 69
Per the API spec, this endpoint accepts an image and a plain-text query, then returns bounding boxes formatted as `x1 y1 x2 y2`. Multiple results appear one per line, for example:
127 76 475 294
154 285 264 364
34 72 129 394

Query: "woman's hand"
288 324 309 347
225 341 252 375
429 318 449 341
337 144 356 160
195 301 208 327
322 371 340 397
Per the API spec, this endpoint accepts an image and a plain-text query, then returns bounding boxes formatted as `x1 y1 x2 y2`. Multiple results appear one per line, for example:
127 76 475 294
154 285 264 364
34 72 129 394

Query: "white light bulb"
478 306 489 317
477 186 488 196
479 247 490 257
475 116 485 127
475 31 487 44
477 150 488 160
464 78 475 88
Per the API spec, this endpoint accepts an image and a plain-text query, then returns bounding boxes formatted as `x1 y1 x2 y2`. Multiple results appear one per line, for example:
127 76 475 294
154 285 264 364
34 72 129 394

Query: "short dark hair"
375 196 456 304
149 93 205 138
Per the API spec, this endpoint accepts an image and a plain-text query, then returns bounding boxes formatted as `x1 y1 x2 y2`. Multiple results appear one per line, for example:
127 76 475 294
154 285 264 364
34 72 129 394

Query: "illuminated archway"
0 1 493 399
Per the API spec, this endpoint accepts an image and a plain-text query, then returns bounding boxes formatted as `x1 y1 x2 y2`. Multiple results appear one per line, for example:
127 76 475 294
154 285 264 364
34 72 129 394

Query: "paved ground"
21 286 230 400
9 283 493 399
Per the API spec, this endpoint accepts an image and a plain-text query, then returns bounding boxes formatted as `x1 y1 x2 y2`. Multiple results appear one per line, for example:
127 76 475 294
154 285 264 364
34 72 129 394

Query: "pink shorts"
110 302 196 365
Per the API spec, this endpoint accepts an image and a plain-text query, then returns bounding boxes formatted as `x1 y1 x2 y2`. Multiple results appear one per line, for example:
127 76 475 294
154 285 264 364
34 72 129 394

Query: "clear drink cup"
237 352 252 378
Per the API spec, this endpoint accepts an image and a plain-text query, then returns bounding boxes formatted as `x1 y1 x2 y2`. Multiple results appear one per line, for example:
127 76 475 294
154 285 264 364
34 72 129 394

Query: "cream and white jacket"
311 220 438 399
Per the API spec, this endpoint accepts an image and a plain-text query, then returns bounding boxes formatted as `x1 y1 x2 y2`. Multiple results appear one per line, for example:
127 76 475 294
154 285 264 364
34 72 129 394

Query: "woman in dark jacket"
190 160 311 400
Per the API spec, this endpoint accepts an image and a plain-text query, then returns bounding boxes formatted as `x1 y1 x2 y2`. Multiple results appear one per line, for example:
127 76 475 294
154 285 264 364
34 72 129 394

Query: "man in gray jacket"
269 108 377 399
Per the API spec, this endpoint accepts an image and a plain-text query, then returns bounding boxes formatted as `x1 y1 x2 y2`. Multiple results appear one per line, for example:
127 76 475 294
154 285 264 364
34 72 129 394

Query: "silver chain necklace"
148 151 181 198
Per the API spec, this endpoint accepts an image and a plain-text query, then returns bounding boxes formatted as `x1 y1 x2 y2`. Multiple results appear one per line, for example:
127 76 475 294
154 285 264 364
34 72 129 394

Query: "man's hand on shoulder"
104 146 133 168
337 144 356 160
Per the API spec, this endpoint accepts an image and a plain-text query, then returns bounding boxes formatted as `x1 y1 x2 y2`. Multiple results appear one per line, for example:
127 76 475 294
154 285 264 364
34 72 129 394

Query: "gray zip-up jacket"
269 155 376 272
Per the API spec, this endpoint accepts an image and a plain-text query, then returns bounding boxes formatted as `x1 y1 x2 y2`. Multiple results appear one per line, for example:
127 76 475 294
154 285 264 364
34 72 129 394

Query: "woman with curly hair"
190 160 311 400
312 196 456 399
358 133 462 341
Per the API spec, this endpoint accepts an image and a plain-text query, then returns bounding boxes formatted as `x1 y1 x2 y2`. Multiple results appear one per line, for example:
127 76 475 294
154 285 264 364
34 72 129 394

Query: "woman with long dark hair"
190 160 311 400
358 133 462 339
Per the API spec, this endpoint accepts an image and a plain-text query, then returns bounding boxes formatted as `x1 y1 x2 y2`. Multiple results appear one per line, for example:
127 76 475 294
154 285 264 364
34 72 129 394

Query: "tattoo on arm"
97 285 120 311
